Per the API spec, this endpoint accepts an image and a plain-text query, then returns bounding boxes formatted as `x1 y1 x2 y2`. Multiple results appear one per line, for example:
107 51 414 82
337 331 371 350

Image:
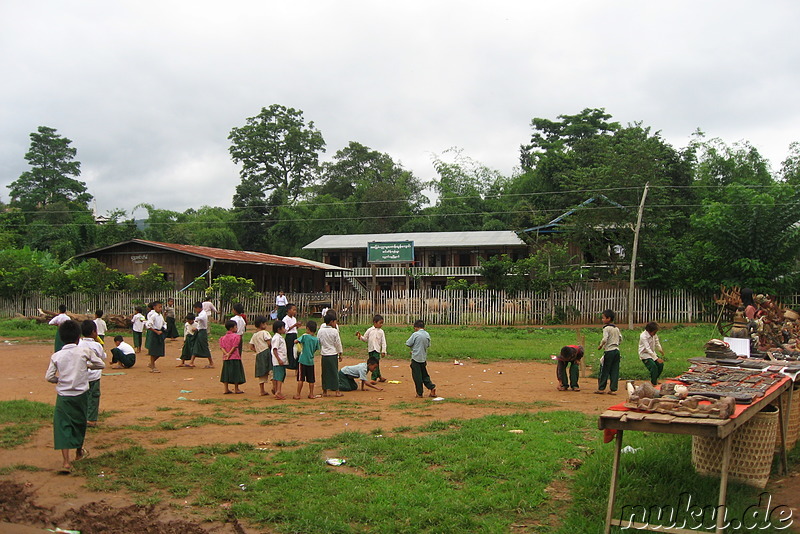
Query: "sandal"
557 386 568 391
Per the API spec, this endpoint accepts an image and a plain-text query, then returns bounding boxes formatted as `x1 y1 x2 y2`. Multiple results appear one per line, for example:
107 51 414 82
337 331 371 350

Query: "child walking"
294 320 321 399
406 320 436 398
318 311 343 397
49 304 70 352
191 302 214 368
131 306 145 353
639 322 665 385
45 320 106 472
596 309 622 395
110 335 136 369
94 310 107 343
250 316 272 396
177 313 197 367
556 345 584 391
271 320 288 400
356 314 387 382
220 320 246 394
79 320 107 428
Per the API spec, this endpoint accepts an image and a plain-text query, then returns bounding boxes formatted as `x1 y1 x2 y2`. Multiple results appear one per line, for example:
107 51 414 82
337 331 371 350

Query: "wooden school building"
74 239 348 293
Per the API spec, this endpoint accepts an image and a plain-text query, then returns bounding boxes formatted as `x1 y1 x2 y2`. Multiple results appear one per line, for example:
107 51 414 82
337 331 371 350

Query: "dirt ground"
0 337 797 532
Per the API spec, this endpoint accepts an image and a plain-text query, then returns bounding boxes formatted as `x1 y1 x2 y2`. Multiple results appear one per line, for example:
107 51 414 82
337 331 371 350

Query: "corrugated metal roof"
303 231 526 250
77 239 349 271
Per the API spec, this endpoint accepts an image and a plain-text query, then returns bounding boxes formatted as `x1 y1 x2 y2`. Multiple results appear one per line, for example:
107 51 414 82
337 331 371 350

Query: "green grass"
0 318 55 340
0 400 53 448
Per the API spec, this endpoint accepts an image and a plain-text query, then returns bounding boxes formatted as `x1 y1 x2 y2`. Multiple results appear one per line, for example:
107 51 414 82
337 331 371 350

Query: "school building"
302 231 528 292
73 239 348 293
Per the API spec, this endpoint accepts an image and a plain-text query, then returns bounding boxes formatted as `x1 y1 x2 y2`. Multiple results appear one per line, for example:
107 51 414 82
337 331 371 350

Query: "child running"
220 320 246 394
45 320 106 473
250 316 272 396
110 335 136 369
318 311 343 397
338 357 384 392
177 313 197 367
271 320 288 400
294 320 321 399
406 320 436 398
191 302 214 368
79 320 107 428
49 304 70 352
639 321 665 385
131 306 145 353
93 310 107 343
596 309 622 395
556 345 584 392
356 314 387 382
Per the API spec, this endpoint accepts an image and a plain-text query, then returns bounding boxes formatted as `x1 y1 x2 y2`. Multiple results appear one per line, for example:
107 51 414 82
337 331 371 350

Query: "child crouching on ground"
556 345 584 392
110 335 136 369
338 356 383 392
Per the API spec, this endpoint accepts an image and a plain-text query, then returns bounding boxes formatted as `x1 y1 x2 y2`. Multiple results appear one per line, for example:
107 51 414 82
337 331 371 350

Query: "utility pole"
628 182 649 330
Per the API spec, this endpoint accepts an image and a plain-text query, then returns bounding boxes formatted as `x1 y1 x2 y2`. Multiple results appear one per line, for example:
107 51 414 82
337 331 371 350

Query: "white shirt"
146 309 165 330
183 321 197 338
194 310 209 331
115 341 135 355
359 326 387 354
45 343 106 396
271 333 287 366
638 331 663 361
94 318 107 336
79 337 107 382
283 314 298 334
202 301 218 314
318 324 343 355
232 315 246 336
49 313 70 326
276 294 288 306
599 324 622 351
132 313 146 332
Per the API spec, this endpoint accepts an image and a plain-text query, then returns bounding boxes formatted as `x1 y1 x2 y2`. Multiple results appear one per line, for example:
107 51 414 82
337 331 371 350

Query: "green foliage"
66 258 128 294
0 247 62 298
208 275 259 311
129 263 174 292
444 277 486 292
477 244 581 294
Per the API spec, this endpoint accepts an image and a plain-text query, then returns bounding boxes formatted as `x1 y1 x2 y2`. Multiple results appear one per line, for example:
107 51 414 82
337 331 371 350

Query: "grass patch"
0 318 54 340
0 464 43 475
442 398 556 409
0 400 53 449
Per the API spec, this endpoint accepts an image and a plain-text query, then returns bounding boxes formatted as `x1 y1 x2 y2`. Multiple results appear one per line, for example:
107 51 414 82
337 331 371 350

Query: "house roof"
522 196 626 234
303 231 526 250
75 239 349 271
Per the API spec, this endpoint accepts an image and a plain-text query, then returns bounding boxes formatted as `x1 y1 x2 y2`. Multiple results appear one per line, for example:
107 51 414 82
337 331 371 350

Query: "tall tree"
8 126 91 209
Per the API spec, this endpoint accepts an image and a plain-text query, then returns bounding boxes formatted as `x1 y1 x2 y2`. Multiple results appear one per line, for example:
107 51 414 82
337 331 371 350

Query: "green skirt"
255 349 272 378
54 329 65 352
54 392 88 450
337 370 359 391
321 354 339 391
193 329 212 358
145 329 152 350
148 329 165 357
181 333 196 360
111 348 136 368
221 359 246 384
165 316 180 338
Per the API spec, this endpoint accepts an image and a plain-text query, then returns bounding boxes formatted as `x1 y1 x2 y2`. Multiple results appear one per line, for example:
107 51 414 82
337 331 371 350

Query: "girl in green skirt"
219 320 245 394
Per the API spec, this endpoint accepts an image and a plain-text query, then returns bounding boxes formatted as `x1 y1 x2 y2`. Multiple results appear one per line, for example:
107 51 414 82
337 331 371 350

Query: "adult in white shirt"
276 291 288 320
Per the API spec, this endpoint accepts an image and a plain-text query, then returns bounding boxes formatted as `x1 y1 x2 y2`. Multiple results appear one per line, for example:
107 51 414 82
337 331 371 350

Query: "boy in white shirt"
231 303 247 355
131 306 145 353
271 320 288 400
318 311 344 397
79 320 107 427
45 320 105 472
356 314 388 383
110 335 136 369
639 321 665 385
93 309 107 343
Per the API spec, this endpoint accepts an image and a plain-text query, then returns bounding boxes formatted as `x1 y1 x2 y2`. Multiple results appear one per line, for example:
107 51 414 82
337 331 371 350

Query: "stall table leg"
604 430 623 534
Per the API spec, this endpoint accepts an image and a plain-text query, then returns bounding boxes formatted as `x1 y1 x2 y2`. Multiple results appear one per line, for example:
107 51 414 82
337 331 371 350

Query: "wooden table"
598 377 793 534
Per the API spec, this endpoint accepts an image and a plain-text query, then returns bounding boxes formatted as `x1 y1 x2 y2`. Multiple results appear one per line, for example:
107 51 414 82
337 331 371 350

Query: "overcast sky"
1 1 798 216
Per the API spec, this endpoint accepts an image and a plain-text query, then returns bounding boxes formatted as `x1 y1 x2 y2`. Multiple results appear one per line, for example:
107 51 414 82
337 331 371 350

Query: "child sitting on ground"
294 320 321 399
556 345 584 392
110 335 136 369
338 357 384 392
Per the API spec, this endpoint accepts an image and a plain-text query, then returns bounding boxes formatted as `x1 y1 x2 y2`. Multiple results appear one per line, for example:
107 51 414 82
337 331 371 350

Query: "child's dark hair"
305 320 317 333
58 304 67 313
645 321 659 333
413 319 425 329
225 319 237 330
134 305 143 313
114 335 124 343
185 312 195 321
193 301 203 310
95 309 104 318
254 315 268 328
273 320 285 333
324 310 337 324
372 314 384 323
367 356 380 366
167 297 174 304
233 303 244 314
152 300 162 307
560 345 584 361
81 319 97 338
287 303 296 312
59 320 81 345
602 309 615 322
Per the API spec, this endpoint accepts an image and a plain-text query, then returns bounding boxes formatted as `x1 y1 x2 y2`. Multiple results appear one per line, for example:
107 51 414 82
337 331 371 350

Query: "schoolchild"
164 298 180 340
45 320 105 472
282 303 302 371
93 310 107 343
110 335 136 369
79 320 107 428
249 316 272 396
318 311 344 397
49 304 70 352
338 357 384 392
220 320 246 394
190 302 214 368
271 320 288 400
639 322 665 385
131 306 146 353
356 314 387 382
177 313 197 367
231 303 247 355
146 301 166 373
596 309 623 395
556 345 584 391
294 320 321 399
406 320 436 398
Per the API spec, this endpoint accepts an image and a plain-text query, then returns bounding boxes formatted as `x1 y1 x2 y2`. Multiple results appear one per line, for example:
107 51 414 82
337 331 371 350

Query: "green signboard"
367 241 414 263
